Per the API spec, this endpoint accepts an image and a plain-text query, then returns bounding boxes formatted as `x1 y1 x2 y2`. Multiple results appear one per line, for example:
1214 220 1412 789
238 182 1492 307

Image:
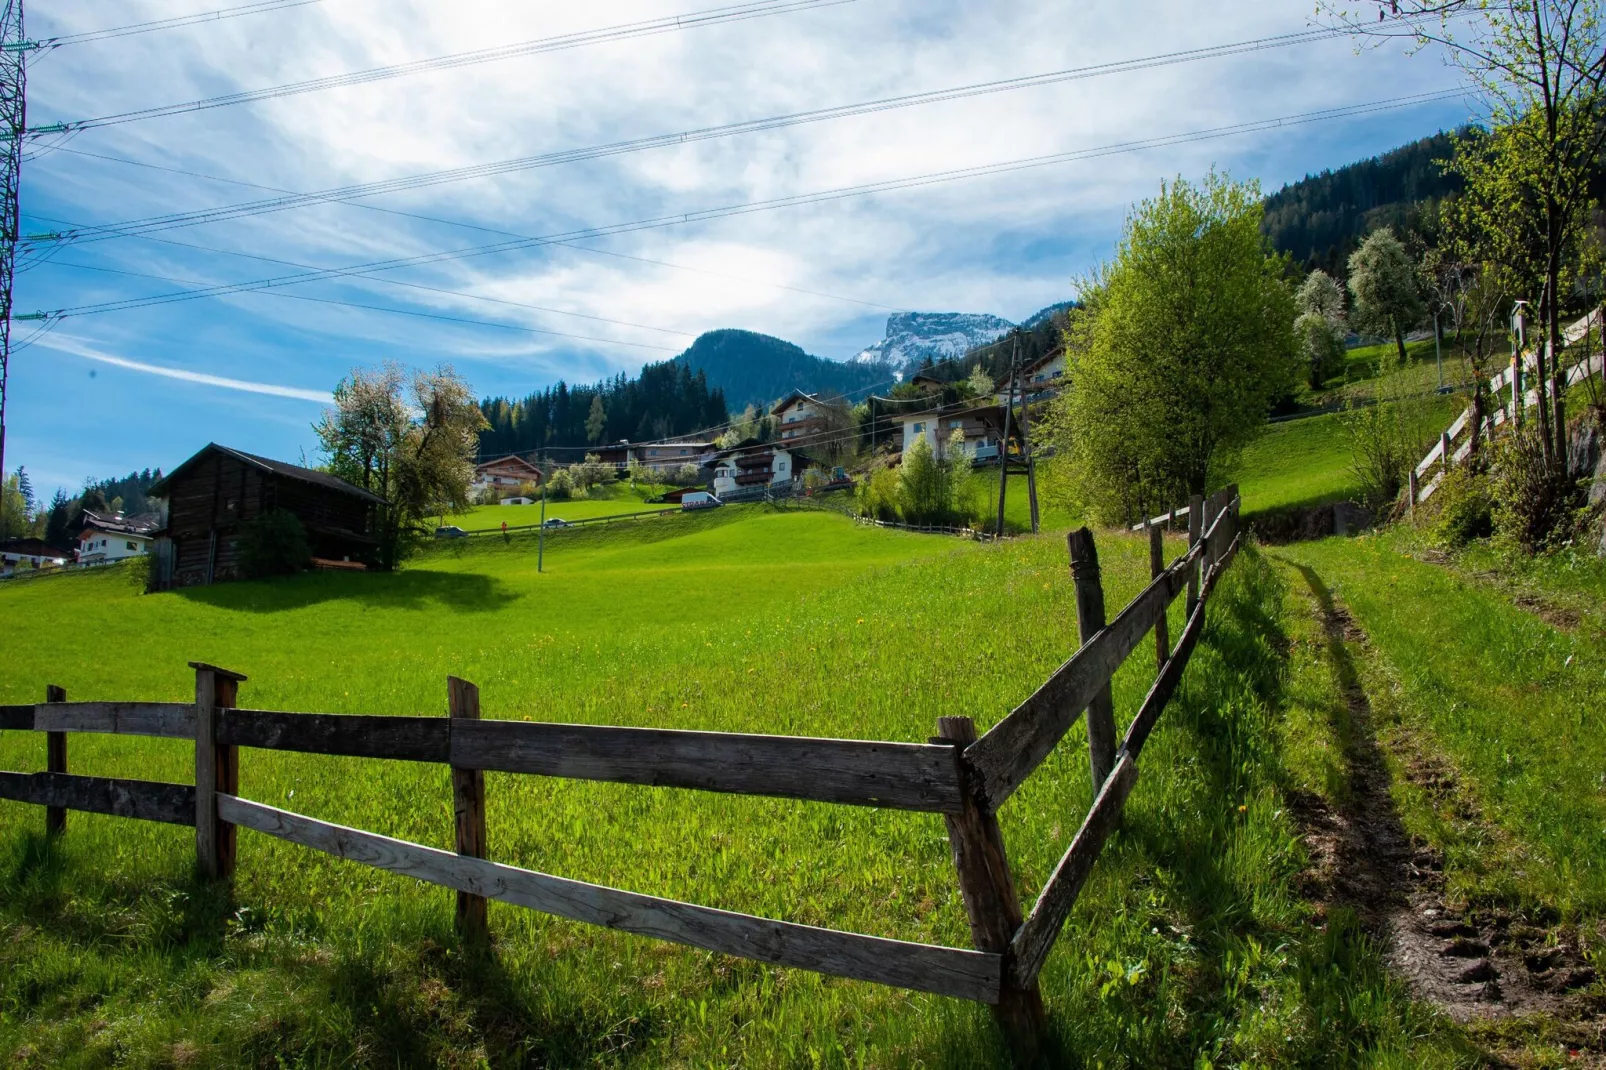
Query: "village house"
146 443 387 589
710 441 810 497
76 509 161 566
635 440 714 471
900 402 1008 461
472 454 544 494
772 391 825 444
0 537 69 577
1021 348 1066 391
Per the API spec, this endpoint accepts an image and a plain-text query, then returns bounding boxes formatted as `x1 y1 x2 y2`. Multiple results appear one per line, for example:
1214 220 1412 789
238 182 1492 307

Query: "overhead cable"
40 24 1348 243
37 0 327 49
47 0 857 131
29 89 1470 322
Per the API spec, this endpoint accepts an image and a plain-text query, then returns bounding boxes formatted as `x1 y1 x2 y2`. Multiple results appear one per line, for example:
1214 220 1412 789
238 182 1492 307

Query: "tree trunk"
1393 319 1408 369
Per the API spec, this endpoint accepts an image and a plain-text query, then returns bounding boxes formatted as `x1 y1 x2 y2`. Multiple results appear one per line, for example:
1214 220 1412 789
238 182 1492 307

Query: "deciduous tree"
1047 171 1297 524
1348 228 1425 367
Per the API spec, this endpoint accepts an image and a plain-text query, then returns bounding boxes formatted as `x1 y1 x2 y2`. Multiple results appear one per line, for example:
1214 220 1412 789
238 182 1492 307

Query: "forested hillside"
673 329 889 410
1262 129 1465 277
478 359 727 457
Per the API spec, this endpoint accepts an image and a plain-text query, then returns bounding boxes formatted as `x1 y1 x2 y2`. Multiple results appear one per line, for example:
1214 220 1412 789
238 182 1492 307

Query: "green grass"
1271 532 1606 915
0 510 1464 1067
453 483 672 531
1237 412 1358 515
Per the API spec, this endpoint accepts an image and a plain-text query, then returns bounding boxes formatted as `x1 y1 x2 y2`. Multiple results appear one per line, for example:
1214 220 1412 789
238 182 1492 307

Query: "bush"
235 509 311 579
1342 351 1435 512
1490 422 1589 555
1425 468 1494 549
545 468 574 500
855 462 900 522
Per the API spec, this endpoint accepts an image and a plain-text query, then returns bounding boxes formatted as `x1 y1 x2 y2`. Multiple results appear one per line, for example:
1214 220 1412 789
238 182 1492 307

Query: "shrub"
1342 350 1435 513
545 468 574 500
1490 422 1589 555
235 509 311 579
855 462 899 522
1425 468 1494 549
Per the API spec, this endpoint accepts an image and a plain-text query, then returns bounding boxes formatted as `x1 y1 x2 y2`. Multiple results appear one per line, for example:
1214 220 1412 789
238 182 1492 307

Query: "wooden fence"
1411 309 1605 506
852 515 1009 541
0 486 1242 1054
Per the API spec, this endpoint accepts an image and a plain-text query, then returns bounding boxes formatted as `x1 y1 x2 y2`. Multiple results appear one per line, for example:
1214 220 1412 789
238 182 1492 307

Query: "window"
948 419 962 429
126 541 138 551
912 422 925 434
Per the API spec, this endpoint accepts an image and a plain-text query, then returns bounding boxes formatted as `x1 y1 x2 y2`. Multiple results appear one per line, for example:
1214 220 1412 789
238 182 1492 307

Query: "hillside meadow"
0 506 1462 1067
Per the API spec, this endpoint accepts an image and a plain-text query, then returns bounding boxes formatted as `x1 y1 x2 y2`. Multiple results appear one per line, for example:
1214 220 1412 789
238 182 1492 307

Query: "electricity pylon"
0 0 25 526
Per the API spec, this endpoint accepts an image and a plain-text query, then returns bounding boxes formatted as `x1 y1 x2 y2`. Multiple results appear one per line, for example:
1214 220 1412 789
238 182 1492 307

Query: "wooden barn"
147 443 387 589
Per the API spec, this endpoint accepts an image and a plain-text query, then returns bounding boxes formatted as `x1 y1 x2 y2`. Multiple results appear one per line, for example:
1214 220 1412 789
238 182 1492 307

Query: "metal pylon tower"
0 0 24 523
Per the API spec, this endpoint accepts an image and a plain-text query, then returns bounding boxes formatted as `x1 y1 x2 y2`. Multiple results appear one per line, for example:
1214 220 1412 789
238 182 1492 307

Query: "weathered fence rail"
0 485 1244 1054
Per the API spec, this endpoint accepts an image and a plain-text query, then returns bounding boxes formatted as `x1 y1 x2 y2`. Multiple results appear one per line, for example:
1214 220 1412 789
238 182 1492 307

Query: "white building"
711 445 802 496
76 510 160 566
900 403 1005 461
1 539 69 577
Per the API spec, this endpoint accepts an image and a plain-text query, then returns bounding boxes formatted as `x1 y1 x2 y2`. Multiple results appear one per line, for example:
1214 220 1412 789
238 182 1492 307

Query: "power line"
0 0 25 532
38 24 1348 245
30 145 911 313
35 0 328 50
27 89 1470 322
27 208 698 339
43 0 857 132
36 257 684 352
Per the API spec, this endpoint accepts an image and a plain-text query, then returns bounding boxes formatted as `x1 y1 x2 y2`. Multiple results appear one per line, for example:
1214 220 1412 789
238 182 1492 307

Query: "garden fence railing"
0 485 1243 1057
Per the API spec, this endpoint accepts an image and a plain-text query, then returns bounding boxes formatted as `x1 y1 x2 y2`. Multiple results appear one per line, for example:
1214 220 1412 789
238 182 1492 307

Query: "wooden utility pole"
994 353 1018 537
1012 333 1040 534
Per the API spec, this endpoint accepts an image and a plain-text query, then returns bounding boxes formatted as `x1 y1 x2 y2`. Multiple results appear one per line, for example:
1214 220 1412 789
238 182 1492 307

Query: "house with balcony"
472 454 544 494
772 391 828 445
76 509 162 566
899 402 1008 462
709 440 811 497
635 440 715 471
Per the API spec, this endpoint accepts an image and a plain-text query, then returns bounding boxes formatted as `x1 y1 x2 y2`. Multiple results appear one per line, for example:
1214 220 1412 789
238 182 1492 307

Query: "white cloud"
39 334 334 403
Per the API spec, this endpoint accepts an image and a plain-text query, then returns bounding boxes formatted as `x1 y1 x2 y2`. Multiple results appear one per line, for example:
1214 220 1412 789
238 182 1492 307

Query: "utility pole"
1013 332 1040 533
0 0 29 532
994 345 1018 536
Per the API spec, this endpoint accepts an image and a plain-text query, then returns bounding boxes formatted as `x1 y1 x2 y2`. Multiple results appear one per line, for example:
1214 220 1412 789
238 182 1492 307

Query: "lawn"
0 507 1460 1067
452 483 674 531
1271 532 1606 915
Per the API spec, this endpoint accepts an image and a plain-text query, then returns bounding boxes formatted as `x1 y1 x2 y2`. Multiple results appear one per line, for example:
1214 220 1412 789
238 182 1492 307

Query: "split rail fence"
0 486 1243 1050
1412 310 1605 505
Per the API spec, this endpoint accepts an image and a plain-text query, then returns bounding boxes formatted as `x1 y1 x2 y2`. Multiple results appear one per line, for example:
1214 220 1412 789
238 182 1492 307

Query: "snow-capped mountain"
849 312 1014 370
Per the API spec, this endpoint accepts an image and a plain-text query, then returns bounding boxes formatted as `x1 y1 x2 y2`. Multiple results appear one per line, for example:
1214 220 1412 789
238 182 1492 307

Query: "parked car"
434 525 468 539
542 517 571 528
680 491 723 510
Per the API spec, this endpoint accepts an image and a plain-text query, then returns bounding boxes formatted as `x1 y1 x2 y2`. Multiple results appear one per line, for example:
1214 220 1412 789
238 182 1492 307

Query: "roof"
1 538 67 557
80 510 162 538
475 453 543 476
910 371 947 386
770 390 818 416
1021 348 1066 374
148 443 388 505
637 440 714 452
899 402 1005 424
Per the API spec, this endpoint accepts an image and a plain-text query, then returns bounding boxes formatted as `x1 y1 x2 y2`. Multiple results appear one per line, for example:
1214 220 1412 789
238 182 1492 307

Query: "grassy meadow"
0 503 1463 1067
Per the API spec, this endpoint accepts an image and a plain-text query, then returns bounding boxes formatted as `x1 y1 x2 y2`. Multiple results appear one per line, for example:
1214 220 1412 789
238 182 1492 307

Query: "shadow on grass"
169 568 521 614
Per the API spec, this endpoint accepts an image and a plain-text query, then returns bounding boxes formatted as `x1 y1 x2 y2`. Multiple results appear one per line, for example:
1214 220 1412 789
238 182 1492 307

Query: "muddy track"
1291 582 1599 1032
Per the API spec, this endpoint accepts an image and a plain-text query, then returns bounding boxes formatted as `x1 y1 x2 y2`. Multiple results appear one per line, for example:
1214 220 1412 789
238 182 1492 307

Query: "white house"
900 403 1004 461
76 510 160 566
1022 349 1066 389
772 391 825 444
711 444 802 496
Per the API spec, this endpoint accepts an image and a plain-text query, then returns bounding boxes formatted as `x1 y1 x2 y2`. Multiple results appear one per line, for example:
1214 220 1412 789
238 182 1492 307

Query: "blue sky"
12 0 1474 497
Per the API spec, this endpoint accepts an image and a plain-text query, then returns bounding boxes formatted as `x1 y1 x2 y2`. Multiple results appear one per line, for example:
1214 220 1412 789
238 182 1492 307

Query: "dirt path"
1290 575 1599 1033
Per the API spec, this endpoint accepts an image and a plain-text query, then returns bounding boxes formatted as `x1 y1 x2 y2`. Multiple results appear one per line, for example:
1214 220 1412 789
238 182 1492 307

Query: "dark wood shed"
147 443 387 589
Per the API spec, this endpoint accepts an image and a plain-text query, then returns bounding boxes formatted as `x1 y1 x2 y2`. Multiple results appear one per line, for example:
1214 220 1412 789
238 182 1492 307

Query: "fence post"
1067 528 1117 790
934 715 1045 1057
1408 467 1418 515
44 684 66 835
1147 523 1169 670
1440 430 1452 477
448 675 489 944
192 662 246 881
1185 493 1203 617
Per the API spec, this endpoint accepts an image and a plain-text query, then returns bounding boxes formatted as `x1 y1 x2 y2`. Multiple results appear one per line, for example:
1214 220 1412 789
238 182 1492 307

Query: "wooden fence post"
934 715 1045 1056
45 684 66 835
192 662 246 881
1147 523 1169 671
1067 528 1117 790
1408 467 1418 515
1440 430 1452 476
1185 493 1203 617
449 675 489 943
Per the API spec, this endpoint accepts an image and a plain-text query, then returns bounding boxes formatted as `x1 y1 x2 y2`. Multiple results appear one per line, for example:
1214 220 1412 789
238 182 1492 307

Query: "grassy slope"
454 483 673 531
0 508 1459 1067
1272 533 1606 915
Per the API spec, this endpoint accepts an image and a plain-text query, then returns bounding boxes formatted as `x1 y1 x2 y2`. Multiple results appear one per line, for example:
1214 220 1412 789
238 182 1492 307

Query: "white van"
680 491 722 511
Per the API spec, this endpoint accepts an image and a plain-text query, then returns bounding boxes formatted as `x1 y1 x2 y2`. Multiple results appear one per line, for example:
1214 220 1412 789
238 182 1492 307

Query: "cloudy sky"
13 0 1472 495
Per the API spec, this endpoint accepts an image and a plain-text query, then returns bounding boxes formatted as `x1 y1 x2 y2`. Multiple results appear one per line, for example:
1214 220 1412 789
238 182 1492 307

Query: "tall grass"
0 513 1459 1066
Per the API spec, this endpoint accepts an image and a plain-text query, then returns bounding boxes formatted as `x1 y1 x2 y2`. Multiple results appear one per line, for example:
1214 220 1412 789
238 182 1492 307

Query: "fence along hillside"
0 487 1243 1055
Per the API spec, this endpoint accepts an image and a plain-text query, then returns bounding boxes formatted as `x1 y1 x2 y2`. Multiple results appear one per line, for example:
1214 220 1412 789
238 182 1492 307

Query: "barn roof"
149 444 389 505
